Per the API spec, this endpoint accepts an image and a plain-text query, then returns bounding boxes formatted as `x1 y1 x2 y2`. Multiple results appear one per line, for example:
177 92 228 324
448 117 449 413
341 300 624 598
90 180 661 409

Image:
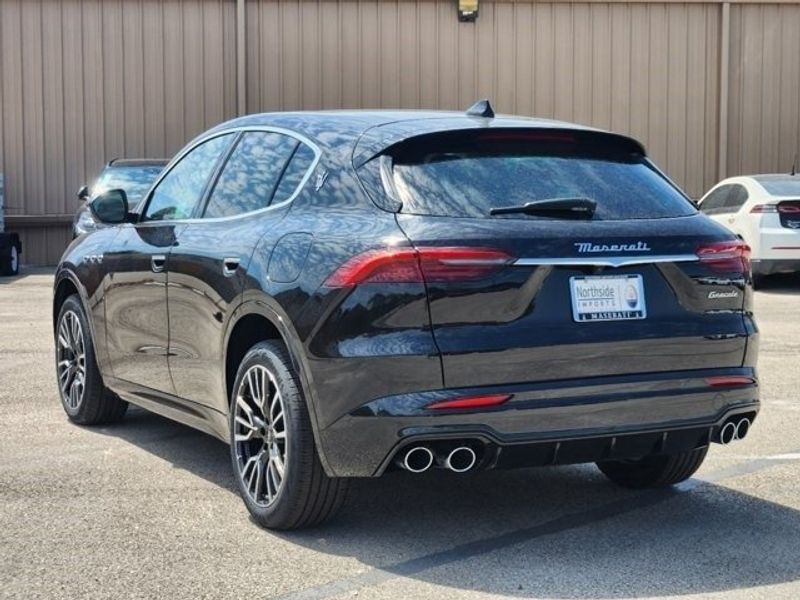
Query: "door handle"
222 257 240 277
151 254 166 273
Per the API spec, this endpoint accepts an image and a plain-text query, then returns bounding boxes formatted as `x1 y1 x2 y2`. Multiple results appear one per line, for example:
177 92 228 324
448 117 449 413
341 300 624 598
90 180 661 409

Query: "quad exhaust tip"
719 417 752 445
397 444 479 473
735 417 751 441
401 446 434 473
444 446 478 473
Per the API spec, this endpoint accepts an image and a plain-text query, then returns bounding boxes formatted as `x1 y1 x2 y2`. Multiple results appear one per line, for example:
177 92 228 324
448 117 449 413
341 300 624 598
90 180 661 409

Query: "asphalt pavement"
2 269 800 600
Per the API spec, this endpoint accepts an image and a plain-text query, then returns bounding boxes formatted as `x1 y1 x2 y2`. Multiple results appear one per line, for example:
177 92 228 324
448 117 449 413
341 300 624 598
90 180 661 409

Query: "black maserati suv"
53 103 759 529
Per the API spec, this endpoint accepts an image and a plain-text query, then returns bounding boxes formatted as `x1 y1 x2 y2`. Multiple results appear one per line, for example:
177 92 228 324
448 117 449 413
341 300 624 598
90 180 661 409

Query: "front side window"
203 132 302 219
143 134 234 221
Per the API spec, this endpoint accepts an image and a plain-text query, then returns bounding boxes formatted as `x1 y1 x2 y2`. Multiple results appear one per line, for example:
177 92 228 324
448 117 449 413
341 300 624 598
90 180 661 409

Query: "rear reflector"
427 393 512 410
696 240 751 273
706 376 756 388
324 247 513 287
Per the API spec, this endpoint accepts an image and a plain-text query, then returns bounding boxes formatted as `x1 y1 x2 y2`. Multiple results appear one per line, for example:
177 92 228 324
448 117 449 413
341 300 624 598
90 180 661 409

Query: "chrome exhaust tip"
735 417 751 441
719 421 737 445
444 446 477 473
400 446 434 473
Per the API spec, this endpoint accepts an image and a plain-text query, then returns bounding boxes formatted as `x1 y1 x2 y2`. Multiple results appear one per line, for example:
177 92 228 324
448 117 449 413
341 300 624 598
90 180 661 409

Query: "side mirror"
90 189 130 224
77 185 90 201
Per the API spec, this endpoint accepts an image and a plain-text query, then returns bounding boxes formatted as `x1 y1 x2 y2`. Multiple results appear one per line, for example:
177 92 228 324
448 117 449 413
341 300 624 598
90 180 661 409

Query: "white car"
698 174 800 285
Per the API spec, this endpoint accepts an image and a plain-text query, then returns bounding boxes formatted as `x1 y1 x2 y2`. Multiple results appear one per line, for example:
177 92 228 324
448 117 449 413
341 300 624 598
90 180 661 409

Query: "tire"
752 273 767 290
55 295 128 425
596 446 708 489
0 244 19 276
229 340 348 530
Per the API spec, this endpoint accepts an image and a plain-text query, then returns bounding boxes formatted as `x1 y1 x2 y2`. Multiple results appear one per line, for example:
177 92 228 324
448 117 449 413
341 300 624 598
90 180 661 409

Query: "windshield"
381 131 695 220
757 178 800 197
93 165 164 205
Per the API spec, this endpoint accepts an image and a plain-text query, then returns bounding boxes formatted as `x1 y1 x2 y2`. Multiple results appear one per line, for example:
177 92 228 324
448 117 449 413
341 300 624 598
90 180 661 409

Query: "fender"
223 296 336 477
53 267 112 376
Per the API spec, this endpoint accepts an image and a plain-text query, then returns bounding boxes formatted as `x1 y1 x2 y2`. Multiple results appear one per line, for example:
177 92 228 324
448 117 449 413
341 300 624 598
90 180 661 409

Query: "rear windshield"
756 178 800 197
372 131 695 220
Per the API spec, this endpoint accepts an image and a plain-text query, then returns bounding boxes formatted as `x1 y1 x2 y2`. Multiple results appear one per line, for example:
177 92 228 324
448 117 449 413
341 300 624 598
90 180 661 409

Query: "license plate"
569 275 646 322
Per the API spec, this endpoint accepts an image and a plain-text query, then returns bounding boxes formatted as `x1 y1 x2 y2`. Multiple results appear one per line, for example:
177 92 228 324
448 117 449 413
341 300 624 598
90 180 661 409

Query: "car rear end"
746 179 800 276
310 122 759 478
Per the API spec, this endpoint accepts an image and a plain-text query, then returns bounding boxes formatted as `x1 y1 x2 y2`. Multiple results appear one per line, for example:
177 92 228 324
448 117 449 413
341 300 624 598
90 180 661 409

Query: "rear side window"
273 143 317 204
724 184 749 213
370 130 695 220
700 185 731 215
203 132 300 218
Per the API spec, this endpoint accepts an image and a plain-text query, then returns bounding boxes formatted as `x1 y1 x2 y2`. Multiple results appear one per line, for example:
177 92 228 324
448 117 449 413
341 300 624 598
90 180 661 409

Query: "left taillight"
324 247 514 287
696 240 751 273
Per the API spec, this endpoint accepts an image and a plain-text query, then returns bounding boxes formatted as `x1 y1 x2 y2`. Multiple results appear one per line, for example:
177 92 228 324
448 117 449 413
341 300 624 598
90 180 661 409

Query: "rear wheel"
596 446 708 489
55 295 128 424
1 244 19 276
229 340 348 529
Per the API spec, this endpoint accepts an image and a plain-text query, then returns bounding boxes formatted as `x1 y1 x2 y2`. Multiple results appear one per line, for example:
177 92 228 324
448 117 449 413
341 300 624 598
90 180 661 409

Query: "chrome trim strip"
513 254 698 268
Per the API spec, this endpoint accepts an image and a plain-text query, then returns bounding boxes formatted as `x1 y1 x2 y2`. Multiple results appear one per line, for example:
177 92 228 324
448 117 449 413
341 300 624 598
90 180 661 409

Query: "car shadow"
756 272 800 294
0 266 55 279
98 407 800 599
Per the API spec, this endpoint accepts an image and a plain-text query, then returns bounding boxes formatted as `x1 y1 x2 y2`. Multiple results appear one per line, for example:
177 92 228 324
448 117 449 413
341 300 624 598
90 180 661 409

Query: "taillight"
777 203 800 214
696 240 751 273
705 376 756 388
427 393 512 410
750 204 777 213
324 247 513 287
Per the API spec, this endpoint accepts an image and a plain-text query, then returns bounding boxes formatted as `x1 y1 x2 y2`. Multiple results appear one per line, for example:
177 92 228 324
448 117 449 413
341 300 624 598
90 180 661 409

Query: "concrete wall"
1 0 799 265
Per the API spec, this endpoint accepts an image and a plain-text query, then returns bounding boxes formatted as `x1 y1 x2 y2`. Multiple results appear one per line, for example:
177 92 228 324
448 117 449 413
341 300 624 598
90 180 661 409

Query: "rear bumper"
752 258 800 276
317 368 760 477
752 228 800 263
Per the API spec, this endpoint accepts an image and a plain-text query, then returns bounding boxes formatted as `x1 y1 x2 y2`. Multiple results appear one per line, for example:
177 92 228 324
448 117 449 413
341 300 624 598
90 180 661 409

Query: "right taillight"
696 240 751 273
750 204 777 213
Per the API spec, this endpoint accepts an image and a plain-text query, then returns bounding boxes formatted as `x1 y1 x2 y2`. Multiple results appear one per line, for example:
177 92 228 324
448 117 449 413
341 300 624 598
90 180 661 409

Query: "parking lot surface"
2 270 800 600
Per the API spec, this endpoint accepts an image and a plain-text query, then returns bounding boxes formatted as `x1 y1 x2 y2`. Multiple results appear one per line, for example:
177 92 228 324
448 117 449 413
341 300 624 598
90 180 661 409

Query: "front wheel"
596 446 708 489
229 340 348 529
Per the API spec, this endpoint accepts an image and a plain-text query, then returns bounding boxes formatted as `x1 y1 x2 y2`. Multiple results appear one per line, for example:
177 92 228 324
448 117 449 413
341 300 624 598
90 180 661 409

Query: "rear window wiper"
489 197 597 218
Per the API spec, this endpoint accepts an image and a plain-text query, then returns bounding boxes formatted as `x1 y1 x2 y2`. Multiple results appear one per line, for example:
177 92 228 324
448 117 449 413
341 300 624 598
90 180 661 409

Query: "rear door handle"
151 255 166 273
222 257 240 277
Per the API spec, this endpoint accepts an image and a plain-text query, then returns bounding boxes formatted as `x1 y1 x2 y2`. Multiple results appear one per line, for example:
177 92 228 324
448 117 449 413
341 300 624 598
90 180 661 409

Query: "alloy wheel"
57 310 86 410
233 365 288 507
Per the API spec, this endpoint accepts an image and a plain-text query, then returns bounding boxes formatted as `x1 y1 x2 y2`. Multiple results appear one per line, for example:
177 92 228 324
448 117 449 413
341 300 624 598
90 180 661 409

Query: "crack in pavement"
275 451 800 600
